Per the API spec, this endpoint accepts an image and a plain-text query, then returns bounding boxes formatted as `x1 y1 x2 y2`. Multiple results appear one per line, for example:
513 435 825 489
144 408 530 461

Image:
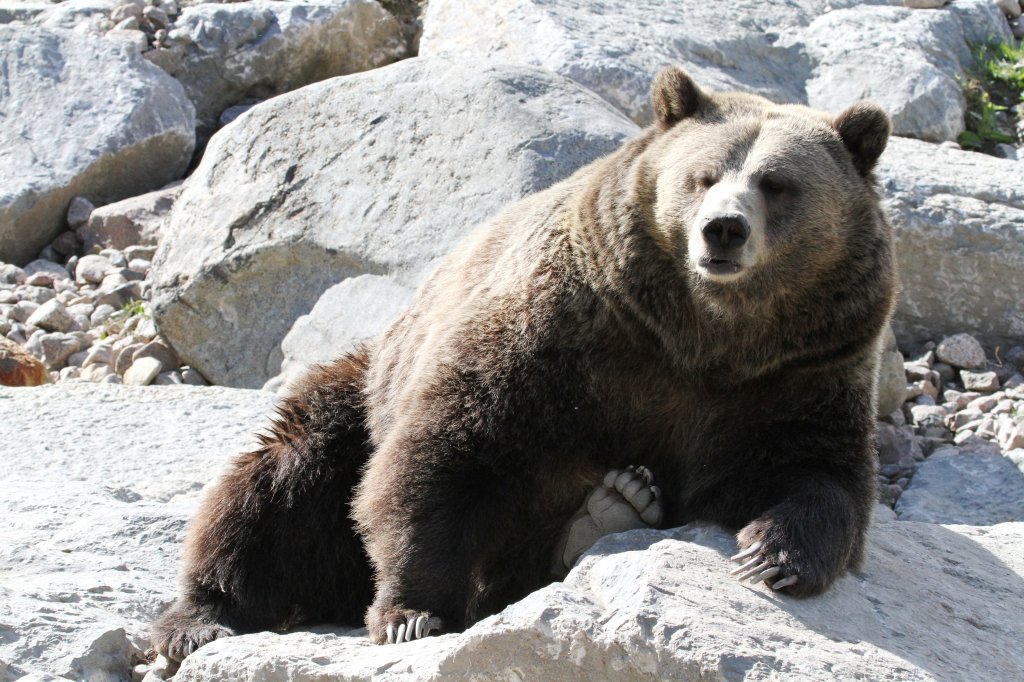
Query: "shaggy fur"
152 67 896 659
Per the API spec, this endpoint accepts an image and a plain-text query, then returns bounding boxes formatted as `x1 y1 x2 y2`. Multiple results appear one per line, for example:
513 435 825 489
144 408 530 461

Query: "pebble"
25 299 74 333
143 5 169 30
18 285 56 304
960 370 999 393
0 264 26 285
935 333 987 369
124 356 162 385
76 255 112 285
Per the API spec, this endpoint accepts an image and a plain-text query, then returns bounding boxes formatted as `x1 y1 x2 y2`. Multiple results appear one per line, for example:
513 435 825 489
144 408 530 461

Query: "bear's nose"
701 215 750 250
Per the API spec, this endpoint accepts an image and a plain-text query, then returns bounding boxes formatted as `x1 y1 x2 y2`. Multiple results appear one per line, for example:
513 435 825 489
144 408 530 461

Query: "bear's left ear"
832 102 891 175
651 66 708 128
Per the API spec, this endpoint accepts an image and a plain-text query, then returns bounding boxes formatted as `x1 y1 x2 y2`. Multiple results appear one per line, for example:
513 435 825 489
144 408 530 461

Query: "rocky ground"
2 0 1024 680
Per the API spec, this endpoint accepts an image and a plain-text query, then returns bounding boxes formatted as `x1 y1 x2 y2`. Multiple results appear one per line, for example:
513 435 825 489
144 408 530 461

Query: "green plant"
99 299 149 339
958 41 1024 151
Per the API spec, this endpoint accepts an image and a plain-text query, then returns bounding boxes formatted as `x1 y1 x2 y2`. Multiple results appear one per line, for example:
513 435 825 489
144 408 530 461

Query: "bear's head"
643 67 891 301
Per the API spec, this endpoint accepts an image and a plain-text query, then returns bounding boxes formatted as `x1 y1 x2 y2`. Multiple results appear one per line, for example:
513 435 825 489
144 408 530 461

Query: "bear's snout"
701 214 750 251
689 182 765 282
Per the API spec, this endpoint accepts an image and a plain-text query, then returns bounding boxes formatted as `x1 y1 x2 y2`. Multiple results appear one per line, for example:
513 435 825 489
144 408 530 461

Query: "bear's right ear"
832 102 891 176
651 66 707 128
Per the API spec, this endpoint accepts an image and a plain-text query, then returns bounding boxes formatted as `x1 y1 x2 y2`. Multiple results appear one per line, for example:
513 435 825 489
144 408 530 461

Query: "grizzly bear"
152 66 895 659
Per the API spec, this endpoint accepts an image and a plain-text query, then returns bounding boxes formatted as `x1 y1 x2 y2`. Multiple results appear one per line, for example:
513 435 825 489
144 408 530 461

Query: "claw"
650 485 661 500
731 541 763 562
771 575 798 590
737 561 769 582
405 617 416 642
395 623 407 643
386 623 396 644
415 615 426 639
730 556 761 576
636 466 653 484
753 566 781 584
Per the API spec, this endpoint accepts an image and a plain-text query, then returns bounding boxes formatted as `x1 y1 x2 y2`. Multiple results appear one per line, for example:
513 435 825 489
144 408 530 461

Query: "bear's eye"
698 174 717 189
760 177 787 196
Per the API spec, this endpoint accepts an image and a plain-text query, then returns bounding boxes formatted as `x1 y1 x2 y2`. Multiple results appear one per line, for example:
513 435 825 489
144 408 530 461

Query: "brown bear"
152 66 895 659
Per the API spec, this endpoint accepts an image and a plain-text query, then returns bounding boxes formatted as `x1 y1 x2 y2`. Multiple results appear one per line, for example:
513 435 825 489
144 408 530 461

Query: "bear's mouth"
699 255 743 277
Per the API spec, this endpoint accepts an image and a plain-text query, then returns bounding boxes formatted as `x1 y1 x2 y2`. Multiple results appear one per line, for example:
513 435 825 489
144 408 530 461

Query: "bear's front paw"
368 607 443 645
151 605 236 662
730 517 838 597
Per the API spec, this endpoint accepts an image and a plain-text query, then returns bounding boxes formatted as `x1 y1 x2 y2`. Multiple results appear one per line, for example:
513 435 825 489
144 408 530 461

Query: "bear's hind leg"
152 351 375 662
552 465 664 576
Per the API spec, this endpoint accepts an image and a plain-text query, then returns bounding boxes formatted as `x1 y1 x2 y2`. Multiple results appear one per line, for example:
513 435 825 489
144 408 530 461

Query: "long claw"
737 561 769 582
636 466 653 484
772 575 798 590
415 615 426 639
404 617 415 642
754 566 781 584
650 485 661 500
386 623 396 644
731 541 763 562
395 623 407 643
730 556 761 576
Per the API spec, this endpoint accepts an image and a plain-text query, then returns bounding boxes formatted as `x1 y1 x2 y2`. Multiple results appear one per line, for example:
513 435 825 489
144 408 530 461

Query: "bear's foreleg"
729 473 872 597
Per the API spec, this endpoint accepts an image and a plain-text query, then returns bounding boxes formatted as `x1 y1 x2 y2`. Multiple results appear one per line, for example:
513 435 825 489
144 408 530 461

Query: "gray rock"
90 304 117 327
875 422 921 465
173 522 1024 681
875 324 907 416
151 57 638 388
28 332 81 369
995 0 1022 18
78 183 182 252
132 340 178 371
105 28 149 53
898 451 1024 523
180 367 206 386
0 264 26 285
75 255 112 285
66 196 95 229
798 5 969 142
0 383 277 677
16 285 55 304
123 356 162 385
934 332 988 369
961 369 1000 393
23 260 71 282
159 0 408 139
0 26 195 265
265 275 415 392
10 301 40 324
880 142 1024 351
25 299 74 334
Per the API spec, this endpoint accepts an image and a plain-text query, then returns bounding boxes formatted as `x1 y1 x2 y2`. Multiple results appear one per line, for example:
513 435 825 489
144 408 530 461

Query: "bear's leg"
151 351 375 662
552 465 664 576
729 476 870 597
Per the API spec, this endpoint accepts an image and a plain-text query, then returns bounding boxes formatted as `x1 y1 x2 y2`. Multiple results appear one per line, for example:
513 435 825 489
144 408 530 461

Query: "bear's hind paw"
373 609 443 645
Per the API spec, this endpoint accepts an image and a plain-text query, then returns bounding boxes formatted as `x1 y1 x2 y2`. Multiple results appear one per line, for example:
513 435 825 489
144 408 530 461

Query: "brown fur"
152 67 896 658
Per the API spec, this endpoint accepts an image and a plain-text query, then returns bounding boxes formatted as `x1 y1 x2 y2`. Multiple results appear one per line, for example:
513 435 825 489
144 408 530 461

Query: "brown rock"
0 336 49 386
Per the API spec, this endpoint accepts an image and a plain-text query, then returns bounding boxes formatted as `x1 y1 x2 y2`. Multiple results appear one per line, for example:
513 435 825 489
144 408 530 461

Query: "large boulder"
150 56 638 388
0 26 195 267
152 0 409 141
895 450 1024 524
174 522 1024 681
418 0 1007 139
0 383 277 679
879 137 1024 350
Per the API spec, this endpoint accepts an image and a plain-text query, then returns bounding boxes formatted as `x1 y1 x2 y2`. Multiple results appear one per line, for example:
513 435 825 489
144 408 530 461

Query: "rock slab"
151 56 638 388
0 383 278 679
174 522 1024 681
0 26 195 266
895 452 1024 524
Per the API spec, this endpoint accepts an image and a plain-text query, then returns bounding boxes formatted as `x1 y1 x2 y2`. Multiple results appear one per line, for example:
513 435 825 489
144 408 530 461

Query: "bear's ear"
832 102 891 175
651 66 707 128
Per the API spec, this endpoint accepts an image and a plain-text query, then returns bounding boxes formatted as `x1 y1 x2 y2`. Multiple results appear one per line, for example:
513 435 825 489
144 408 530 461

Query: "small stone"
90 304 117 327
134 316 157 341
1002 422 1024 451
935 334 986 369
106 29 149 53
154 370 183 385
100 249 128 268
124 246 157 261
1003 373 1024 390
115 342 145 375
110 1 144 23
995 0 1023 19
25 299 74 333
914 395 936 406
76 255 112 285
94 283 142 309
115 16 140 31
128 259 152 275
950 408 984 430
902 0 948 7
0 290 16 305
102 373 123 384
142 5 169 29
81 362 115 382
932 362 955 385
124 356 162 385
910 404 947 428
24 272 54 288
66 196 95 229
961 370 999 393
59 366 81 381
0 336 49 386
180 367 207 386
11 301 40 324
66 349 89 368
0 264 26 285
154 29 168 46
34 332 81 370
133 340 177 370
24 259 71 282
17 285 56 304
966 395 998 413
83 344 113 368
51 231 82 258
